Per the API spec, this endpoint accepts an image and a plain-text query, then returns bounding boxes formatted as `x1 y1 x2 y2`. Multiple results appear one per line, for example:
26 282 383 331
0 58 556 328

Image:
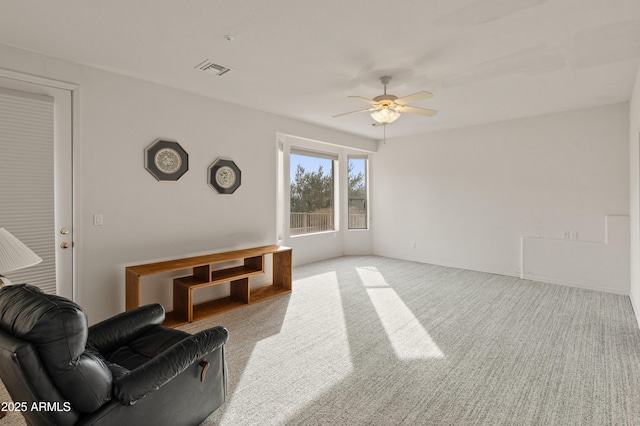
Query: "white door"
0 72 74 298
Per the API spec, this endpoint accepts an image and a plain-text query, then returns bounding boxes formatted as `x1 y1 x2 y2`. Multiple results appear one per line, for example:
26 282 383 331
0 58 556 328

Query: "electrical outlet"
570 231 578 240
93 214 104 226
563 231 570 239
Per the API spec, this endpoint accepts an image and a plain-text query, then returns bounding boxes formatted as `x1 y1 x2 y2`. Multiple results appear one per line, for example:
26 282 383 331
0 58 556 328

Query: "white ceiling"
1 0 639 140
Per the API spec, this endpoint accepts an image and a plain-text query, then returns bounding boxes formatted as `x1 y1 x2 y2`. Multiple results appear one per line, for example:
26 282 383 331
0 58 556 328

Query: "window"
348 156 368 229
276 134 370 240
0 87 56 294
289 149 336 235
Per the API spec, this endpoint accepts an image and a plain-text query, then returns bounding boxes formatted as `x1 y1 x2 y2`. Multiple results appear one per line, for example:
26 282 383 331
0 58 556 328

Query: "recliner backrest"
0 284 112 413
0 327 81 425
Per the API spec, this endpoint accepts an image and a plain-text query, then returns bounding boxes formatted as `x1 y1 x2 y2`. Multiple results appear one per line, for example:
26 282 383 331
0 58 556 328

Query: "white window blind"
290 147 338 161
0 87 56 294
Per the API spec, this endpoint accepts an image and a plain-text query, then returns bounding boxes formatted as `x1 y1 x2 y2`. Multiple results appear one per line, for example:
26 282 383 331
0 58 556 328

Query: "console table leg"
273 250 292 290
173 281 191 322
125 270 141 310
230 278 250 304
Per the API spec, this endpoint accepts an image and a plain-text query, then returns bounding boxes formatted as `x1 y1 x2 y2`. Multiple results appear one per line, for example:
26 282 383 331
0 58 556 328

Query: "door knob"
60 242 70 249
60 227 70 235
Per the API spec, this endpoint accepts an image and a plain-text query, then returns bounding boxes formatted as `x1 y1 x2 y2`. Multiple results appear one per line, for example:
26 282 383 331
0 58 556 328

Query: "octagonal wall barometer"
208 158 241 194
145 139 189 181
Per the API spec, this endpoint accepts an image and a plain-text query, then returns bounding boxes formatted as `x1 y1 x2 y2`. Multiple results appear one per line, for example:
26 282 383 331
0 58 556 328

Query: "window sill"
289 230 338 238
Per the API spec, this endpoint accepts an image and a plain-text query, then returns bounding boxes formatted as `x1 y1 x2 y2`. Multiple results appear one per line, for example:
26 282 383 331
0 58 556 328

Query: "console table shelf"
126 245 292 328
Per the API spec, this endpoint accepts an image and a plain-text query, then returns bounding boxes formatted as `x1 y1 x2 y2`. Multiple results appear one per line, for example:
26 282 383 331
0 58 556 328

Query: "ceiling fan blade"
394 91 433 106
396 105 438 117
333 107 375 118
348 96 377 105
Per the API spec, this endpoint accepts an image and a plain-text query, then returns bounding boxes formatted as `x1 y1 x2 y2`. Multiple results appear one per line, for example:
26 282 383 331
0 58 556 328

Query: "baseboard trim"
521 273 628 295
373 251 626 295
630 290 640 328
373 252 519 279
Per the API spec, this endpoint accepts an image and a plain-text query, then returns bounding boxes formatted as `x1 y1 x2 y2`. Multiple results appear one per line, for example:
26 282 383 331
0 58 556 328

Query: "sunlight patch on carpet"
358 267 445 360
219 271 353 425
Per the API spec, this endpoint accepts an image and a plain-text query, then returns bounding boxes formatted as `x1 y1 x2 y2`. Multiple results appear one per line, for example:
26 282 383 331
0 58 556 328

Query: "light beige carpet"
2 256 640 425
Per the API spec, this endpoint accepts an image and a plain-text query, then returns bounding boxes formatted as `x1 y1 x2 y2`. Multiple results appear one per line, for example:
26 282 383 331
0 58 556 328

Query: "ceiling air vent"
195 60 231 76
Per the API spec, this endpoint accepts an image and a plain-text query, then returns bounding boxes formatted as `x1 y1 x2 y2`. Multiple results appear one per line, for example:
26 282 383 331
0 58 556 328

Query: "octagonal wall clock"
144 139 189 181
208 158 241 194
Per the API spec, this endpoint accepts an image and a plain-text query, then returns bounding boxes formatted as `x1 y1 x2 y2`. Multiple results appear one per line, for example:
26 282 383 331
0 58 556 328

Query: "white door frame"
0 68 78 300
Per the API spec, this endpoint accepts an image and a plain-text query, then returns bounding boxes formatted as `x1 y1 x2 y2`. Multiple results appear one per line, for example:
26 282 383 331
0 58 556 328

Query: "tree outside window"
290 152 335 235
348 157 367 229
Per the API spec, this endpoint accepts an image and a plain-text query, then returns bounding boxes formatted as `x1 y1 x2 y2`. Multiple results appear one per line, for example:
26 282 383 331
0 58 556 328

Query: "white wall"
630 66 640 325
522 215 629 294
0 44 375 323
373 103 630 292
1 40 633 323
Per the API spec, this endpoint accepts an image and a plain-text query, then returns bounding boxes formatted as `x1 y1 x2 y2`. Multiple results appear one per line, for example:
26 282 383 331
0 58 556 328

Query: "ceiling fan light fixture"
334 75 436 126
371 107 401 125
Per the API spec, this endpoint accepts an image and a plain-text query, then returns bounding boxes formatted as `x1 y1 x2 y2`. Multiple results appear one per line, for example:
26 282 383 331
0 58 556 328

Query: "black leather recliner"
0 284 228 426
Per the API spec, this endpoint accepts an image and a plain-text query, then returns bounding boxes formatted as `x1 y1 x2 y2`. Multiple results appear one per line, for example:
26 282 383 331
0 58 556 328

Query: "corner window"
290 149 337 235
348 156 368 229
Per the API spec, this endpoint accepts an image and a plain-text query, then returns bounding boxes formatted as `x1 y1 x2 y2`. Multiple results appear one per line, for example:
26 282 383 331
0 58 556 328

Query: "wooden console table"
125 245 292 327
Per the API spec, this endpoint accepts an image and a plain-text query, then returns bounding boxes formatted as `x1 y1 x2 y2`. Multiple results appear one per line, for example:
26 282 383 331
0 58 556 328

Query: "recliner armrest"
87 304 165 354
113 326 228 405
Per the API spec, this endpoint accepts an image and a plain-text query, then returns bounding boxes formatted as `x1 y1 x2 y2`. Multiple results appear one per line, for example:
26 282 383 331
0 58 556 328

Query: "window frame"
288 147 338 237
347 155 369 230
276 133 371 245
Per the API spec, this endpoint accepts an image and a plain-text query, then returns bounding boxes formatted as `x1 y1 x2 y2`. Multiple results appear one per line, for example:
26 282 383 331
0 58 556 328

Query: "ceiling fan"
333 76 437 126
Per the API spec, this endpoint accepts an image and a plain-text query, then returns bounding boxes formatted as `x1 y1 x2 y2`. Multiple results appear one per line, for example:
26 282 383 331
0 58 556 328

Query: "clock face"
215 166 236 189
154 148 182 174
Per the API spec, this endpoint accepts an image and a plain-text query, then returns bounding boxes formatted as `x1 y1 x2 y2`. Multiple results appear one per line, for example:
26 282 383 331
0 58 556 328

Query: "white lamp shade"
371 108 401 125
0 228 42 274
